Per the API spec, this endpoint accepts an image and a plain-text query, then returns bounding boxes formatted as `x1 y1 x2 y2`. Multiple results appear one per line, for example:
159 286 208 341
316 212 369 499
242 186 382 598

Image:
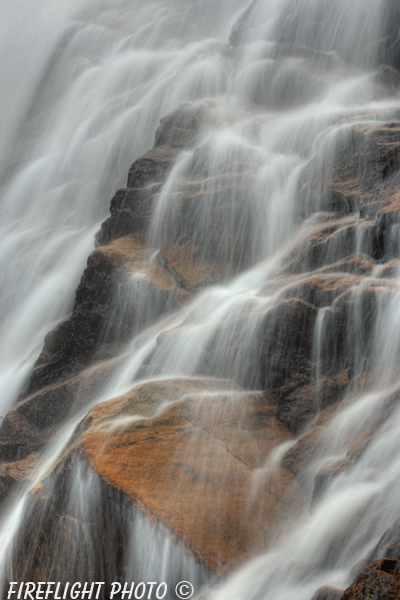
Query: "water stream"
1 0 400 598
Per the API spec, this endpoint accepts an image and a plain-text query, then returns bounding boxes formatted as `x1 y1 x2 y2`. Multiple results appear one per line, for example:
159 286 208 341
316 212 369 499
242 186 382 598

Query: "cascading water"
1 0 400 599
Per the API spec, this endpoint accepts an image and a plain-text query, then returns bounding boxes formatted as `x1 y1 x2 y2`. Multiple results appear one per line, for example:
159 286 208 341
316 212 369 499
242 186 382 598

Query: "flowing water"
1 0 400 598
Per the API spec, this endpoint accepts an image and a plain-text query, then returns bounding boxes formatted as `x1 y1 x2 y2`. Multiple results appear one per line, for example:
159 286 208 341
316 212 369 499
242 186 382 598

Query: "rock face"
299 122 400 237
343 559 400 600
3 86 400 596
80 379 304 574
95 104 204 248
11 378 304 588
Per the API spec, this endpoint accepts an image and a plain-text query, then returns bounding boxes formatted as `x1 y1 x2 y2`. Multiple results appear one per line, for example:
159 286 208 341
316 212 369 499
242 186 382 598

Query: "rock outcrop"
2 80 400 597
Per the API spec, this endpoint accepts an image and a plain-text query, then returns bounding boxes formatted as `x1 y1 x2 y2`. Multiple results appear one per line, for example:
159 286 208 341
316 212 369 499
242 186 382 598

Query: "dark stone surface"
95 186 158 247
96 146 181 247
342 559 400 600
27 246 131 394
127 145 181 188
278 370 350 435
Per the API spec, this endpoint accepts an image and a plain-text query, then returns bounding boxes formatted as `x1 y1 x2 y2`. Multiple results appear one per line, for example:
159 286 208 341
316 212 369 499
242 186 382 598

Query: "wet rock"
0 359 117 461
79 380 302 574
98 168 259 271
263 272 367 309
96 146 180 247
311 586 344 600
373 66 400 96
342 558 400 600
318 284 396 376
11 378 305 581
311 457 351 508
96 104 206 247
373 209 400 262
300 122 400 230
357 518 400 575
154 104 203 149
259 299 318 391
379 260 400 278
159 238 234 290
184 297 318 392
382 1 400 71
28 238 180 393
313 383 400 461
27 244 131 392
95 186 158 247
277 370 350 435
0 452 39 502
386 39 400 72
281 217 377 275
282 426 326 477
273 44 336 67
127 145 181 188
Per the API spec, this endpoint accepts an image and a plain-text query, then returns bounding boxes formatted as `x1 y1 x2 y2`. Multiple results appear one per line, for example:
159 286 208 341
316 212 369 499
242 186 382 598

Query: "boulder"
342 559 400 600
79 379 303 574
11 379 304 580
311 383 400 463
96 146 180 247
242 58 327 110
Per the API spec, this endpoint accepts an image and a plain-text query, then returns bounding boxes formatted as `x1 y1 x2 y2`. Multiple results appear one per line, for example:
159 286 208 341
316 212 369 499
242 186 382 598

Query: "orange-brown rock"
342 558 400 600
300 122 400 223
281 216 377 275
0 452 39 502
261 272 367 309
69 378 303 575
159 238 233 290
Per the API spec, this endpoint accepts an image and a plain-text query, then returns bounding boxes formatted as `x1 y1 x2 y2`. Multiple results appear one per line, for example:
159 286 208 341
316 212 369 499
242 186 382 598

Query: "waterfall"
1 0 400 599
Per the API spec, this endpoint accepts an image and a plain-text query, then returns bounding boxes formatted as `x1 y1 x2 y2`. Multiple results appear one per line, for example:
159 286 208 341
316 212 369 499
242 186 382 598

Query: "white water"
1 0 400 598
